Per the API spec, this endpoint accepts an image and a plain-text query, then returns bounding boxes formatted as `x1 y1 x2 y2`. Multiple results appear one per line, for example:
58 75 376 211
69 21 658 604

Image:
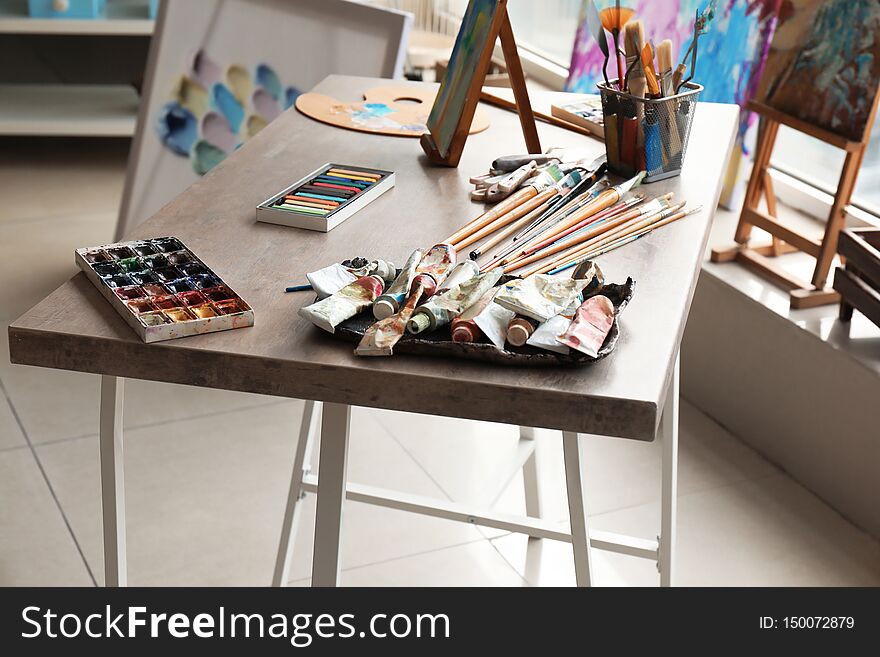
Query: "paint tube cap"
507 322 532 347
451 321 478 343
408 313 432 335
371 259 397 284
373 298 397 320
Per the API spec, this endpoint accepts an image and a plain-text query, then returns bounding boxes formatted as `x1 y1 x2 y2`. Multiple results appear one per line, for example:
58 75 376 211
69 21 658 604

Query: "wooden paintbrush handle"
454 188 555 251
444 186 536 245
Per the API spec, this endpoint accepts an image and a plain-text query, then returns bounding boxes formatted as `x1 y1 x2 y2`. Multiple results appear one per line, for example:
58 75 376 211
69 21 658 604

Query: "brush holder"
598 80 702 183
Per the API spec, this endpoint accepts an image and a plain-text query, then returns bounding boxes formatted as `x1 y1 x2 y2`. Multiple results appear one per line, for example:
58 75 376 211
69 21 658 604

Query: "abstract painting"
567 1 781 140
755 0 880 143
427 0 502 157
156 49 302 175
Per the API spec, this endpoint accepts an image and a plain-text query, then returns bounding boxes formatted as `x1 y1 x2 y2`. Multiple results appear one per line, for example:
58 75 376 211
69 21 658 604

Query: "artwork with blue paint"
567 1 781 140
755 0 880 143
155 50 303 175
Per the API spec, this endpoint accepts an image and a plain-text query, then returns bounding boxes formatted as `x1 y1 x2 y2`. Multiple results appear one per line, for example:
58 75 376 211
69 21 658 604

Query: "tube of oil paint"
450 287 500 343
299 275 384 333
374 249 422 319
408 268 502 335
411 243 457 298
306 263 358 299
556 295 615 358
437 260 480 294
527 313 572 355
493 274 590 322
506 316 539 347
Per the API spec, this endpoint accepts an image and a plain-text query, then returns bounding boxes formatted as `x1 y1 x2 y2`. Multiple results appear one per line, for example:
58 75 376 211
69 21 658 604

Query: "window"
506 0 581 68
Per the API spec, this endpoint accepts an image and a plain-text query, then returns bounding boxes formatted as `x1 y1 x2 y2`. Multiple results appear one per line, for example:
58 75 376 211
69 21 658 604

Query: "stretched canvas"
755 0 880 143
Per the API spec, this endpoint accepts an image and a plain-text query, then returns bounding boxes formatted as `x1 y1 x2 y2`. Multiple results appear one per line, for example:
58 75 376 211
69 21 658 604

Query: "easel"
711 94 880 309
421 0 540 167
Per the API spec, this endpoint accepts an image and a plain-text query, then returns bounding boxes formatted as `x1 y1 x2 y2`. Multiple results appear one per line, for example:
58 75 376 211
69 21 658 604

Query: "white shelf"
0 1 153 35
0 84 139 136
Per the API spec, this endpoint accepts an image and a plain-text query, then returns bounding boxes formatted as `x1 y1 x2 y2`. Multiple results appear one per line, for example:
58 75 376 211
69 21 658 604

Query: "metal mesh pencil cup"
598 81 703 183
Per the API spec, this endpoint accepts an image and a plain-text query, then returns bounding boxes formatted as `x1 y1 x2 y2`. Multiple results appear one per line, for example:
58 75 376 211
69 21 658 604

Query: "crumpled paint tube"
527 314 572 355
451 287 500 343
411 243 457 297
493 274 590 322
556 295 615 358
307 263 357 299
299 275 384 333
374 249 422 319
408 268 503 335
473 301 516 349
356 281 425 357
437 260 480 294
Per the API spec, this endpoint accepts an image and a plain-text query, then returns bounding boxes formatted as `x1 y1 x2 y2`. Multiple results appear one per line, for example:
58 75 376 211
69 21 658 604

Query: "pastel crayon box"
75 237 254 343
256 163 394 232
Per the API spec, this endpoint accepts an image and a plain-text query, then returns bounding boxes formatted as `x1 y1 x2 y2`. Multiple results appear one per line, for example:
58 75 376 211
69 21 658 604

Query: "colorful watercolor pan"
75 237 253 343
256 163 394 232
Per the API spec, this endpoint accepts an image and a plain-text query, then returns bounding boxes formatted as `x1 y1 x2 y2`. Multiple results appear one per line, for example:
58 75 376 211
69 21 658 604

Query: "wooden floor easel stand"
711 96 880 309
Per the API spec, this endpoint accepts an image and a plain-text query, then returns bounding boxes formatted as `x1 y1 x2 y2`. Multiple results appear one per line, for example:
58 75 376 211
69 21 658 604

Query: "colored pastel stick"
299 185 353 197
313 181 362 193
285 195 339 206
281 199 335 210
328 168 380 179
296 191 347 203
322 171 376 183
278 204 329 215
315 176 368 188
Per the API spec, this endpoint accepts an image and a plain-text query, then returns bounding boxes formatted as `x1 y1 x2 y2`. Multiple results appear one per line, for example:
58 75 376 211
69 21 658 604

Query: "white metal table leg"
659 354 680 587
99 375 127 587
272 400 320 586
562 431 593 587
310 402 351 587
520 427 542 519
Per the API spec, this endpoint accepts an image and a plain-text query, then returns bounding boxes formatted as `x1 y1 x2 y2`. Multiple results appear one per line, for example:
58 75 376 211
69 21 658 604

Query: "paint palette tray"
75 237 254 343
256 163 394 232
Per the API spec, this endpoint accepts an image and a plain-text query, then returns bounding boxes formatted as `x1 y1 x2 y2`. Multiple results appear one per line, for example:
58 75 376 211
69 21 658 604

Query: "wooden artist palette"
295 85 490 138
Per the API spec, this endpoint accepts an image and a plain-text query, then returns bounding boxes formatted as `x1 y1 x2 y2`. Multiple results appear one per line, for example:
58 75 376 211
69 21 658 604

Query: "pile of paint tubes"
298 246 617 360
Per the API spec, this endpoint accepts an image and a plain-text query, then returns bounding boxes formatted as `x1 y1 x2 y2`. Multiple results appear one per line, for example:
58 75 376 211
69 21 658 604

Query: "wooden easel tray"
329 278 635 367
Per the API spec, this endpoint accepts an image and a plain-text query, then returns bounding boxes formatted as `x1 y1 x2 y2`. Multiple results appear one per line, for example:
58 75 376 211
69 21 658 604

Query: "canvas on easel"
420 0 540 167
711 0 880 309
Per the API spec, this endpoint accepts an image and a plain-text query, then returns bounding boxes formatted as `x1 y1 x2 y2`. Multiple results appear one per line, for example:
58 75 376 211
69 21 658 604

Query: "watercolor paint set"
256 163 394 232
75 237 253 343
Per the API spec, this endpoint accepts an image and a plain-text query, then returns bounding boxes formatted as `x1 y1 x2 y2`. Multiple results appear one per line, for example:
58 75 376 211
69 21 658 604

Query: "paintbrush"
507 196 674 274
657 38 674 96
600 0 634 90
642 42 660 97
673 1 717 93
623 20 645 96
530 200 687 276
510 156 607 243
504 193 658 269
444 165 561 246
453 170 583 252
516 171 645 255
547 205 702 275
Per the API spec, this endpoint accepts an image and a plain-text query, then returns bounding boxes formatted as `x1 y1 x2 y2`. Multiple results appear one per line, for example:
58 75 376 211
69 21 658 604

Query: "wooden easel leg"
498 11 541 154
734 119 779 244
812 148 863 289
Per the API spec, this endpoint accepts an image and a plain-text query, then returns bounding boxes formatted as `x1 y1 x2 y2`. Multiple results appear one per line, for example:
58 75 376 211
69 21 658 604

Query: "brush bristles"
599 6 635 34
657 38 673 73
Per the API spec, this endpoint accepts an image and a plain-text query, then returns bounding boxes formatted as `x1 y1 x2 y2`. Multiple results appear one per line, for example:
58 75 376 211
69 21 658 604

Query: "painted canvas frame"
424 0 506 159
755 0 880 144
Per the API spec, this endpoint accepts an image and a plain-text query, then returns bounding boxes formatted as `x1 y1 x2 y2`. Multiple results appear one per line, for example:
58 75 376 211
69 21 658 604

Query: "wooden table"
8 75 739 587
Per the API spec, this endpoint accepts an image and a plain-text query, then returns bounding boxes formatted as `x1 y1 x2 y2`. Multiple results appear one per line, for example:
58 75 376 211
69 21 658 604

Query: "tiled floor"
1 137 878 587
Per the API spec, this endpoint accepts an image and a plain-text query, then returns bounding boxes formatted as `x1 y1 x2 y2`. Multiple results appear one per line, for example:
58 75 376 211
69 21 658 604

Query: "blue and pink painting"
155 50 302 175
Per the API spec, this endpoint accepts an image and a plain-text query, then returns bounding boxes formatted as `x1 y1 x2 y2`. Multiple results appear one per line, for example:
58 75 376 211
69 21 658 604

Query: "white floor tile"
0 448 93 586
0 390 25 450
292 540 526 587
36 403 483 586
